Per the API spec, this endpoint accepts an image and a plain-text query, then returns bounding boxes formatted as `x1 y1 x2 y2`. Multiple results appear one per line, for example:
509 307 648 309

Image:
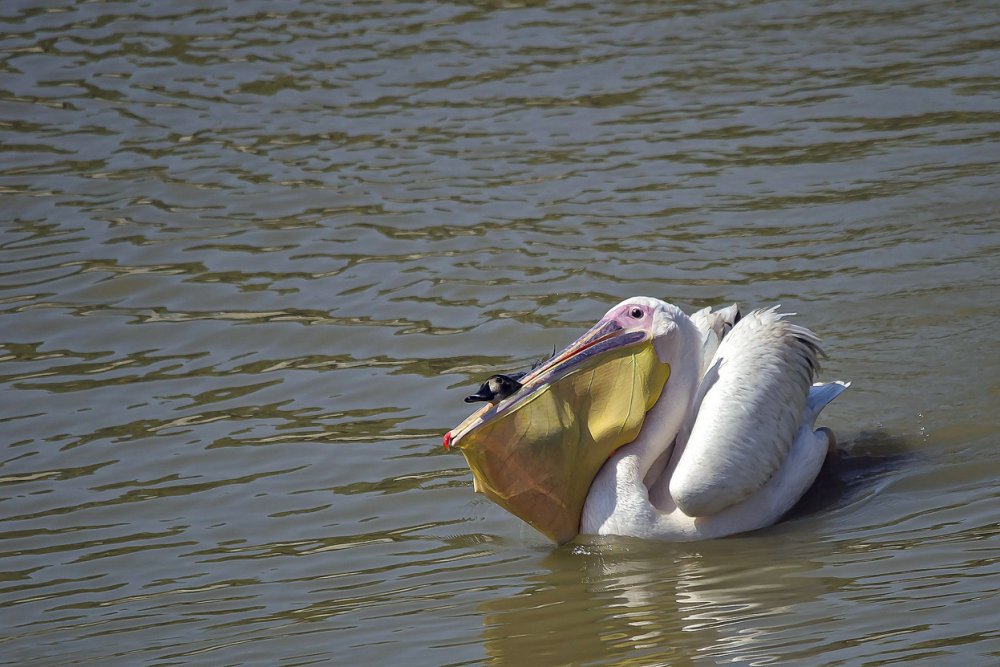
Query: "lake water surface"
2 1 999 664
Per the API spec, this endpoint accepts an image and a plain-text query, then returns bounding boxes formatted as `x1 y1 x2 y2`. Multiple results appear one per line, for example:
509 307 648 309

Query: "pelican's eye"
628 307 644 319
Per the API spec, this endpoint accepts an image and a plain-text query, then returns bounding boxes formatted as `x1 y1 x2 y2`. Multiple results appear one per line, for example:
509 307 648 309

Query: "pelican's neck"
581 308 703 535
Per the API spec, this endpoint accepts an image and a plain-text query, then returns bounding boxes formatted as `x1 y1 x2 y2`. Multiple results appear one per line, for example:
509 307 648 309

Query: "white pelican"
445 297 849 543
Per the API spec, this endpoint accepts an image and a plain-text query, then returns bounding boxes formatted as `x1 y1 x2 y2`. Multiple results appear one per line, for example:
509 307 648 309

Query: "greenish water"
2 1 998 664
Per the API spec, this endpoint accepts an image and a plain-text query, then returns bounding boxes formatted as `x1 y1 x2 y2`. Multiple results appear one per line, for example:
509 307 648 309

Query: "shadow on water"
786 429 916 520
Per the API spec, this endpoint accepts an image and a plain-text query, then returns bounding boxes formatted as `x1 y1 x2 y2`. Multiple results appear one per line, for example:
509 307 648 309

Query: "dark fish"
464 373 524 403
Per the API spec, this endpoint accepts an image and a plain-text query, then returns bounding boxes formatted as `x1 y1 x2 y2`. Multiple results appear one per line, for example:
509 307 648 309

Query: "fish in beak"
444 303 671 544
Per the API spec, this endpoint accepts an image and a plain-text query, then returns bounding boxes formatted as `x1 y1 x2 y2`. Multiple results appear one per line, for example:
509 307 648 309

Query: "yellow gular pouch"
456 341 669 544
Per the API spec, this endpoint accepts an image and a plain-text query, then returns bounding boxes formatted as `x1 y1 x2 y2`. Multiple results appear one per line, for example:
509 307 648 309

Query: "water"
1 0 998 664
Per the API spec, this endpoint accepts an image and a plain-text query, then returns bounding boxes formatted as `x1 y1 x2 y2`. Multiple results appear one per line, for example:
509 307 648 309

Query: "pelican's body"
448 297 848 543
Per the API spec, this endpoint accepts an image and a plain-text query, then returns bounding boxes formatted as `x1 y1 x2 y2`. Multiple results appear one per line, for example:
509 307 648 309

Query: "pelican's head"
444 297 678 543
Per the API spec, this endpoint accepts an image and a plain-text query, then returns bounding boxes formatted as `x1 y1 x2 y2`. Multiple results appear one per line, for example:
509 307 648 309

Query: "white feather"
690 303 741 378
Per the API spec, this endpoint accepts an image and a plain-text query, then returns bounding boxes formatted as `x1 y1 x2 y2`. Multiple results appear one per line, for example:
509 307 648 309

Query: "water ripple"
1 0 999 664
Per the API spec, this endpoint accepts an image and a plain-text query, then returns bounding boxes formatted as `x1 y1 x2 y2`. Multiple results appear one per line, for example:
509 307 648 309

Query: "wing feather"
690 303 741 378
668 307 823 517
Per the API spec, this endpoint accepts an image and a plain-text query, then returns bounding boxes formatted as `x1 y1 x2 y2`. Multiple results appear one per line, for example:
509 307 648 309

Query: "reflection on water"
479 443 921 665
483 540 851 665
2 0 999 664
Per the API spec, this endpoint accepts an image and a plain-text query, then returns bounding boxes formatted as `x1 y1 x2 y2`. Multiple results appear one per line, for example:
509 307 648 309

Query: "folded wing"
668 307 823 516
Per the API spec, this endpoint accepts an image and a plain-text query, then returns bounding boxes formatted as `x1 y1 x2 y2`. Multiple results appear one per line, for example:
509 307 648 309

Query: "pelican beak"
444 316 670 544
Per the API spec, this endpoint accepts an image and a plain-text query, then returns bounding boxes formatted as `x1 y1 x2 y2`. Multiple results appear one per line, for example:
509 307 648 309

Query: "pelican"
445 297 849 543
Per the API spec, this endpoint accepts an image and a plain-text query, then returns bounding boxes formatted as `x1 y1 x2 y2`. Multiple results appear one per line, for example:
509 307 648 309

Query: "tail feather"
805 380 850 426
